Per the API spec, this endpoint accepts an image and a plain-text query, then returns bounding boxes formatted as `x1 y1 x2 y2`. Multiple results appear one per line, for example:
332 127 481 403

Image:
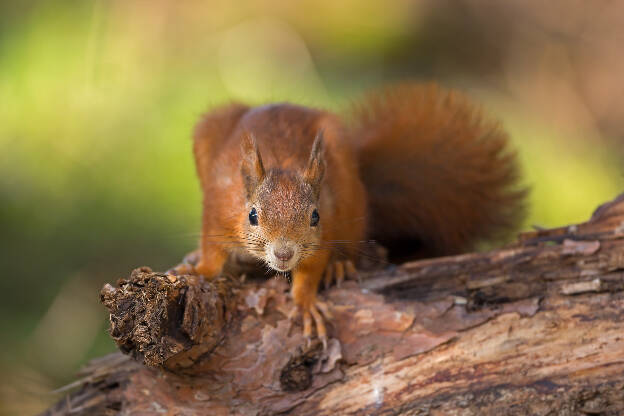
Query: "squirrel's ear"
241 132 265 198
304 130 326 196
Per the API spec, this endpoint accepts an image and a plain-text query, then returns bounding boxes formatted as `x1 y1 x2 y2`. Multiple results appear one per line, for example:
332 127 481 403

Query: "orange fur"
193 103 366 340
346 83 526 260
191 83 526 341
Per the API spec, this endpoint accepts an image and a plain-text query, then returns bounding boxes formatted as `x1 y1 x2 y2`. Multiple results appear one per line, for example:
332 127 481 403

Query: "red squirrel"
191 83 525 345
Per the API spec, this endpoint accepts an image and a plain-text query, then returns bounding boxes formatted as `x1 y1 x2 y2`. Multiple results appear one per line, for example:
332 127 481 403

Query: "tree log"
44 194 624 415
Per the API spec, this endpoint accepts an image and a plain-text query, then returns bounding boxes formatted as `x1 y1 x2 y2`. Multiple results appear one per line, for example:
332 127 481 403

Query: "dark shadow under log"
44 194 624 415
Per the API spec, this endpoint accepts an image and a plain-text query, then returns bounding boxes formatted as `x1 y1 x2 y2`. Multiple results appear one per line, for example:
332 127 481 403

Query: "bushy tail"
345 83 526 260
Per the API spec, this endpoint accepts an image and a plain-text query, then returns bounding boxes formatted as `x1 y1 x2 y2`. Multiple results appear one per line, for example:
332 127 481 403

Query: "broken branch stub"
100 266 238 372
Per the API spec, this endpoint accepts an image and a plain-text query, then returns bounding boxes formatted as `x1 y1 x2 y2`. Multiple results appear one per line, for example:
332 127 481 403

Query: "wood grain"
44 193 624 415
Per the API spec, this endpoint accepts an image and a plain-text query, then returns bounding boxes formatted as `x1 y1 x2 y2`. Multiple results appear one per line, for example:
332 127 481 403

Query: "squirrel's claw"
290 300 332 350
323 260 359 289
166 263 195 276
323 265 333 290
166 249 202 276
334 262 345 287
344 260 358 282
302 308 313 339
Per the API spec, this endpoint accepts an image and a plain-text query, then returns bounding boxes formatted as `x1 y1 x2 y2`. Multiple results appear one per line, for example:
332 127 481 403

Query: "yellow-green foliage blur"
1 1 623 414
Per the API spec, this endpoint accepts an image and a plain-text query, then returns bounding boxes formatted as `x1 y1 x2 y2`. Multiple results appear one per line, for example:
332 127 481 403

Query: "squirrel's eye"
249 207 259 226
310 209 320 227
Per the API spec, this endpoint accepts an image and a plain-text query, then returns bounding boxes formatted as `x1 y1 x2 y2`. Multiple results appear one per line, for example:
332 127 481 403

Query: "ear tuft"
304 130 326 196
240 132 265 198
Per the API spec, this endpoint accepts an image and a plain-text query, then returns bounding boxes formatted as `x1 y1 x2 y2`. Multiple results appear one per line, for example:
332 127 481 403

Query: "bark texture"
44 194 624 415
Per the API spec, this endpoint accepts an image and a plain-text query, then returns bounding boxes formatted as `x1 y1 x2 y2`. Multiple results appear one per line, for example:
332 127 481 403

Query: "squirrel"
191 82 526 346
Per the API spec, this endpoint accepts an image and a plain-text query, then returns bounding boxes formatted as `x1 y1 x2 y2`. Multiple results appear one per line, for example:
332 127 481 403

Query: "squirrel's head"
239 132 325 272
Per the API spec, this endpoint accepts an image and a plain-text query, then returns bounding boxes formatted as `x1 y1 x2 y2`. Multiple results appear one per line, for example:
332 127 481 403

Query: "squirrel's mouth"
268 257 297 272
265 256 299 273
273 261 291 272
265 240 299 272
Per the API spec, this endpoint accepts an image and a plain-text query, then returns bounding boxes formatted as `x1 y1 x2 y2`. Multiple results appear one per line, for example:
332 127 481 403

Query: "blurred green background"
1 1 623 414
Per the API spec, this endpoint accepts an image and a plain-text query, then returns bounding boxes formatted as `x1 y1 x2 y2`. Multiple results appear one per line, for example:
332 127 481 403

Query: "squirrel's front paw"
166 249 201 276
289 299 333 349
323 259 358 289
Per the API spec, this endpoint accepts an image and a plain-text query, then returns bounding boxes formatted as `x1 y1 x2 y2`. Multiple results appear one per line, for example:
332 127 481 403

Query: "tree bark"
44 194 624 416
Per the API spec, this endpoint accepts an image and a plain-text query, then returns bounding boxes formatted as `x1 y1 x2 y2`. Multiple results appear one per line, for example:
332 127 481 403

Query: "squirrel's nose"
274 247 294 262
